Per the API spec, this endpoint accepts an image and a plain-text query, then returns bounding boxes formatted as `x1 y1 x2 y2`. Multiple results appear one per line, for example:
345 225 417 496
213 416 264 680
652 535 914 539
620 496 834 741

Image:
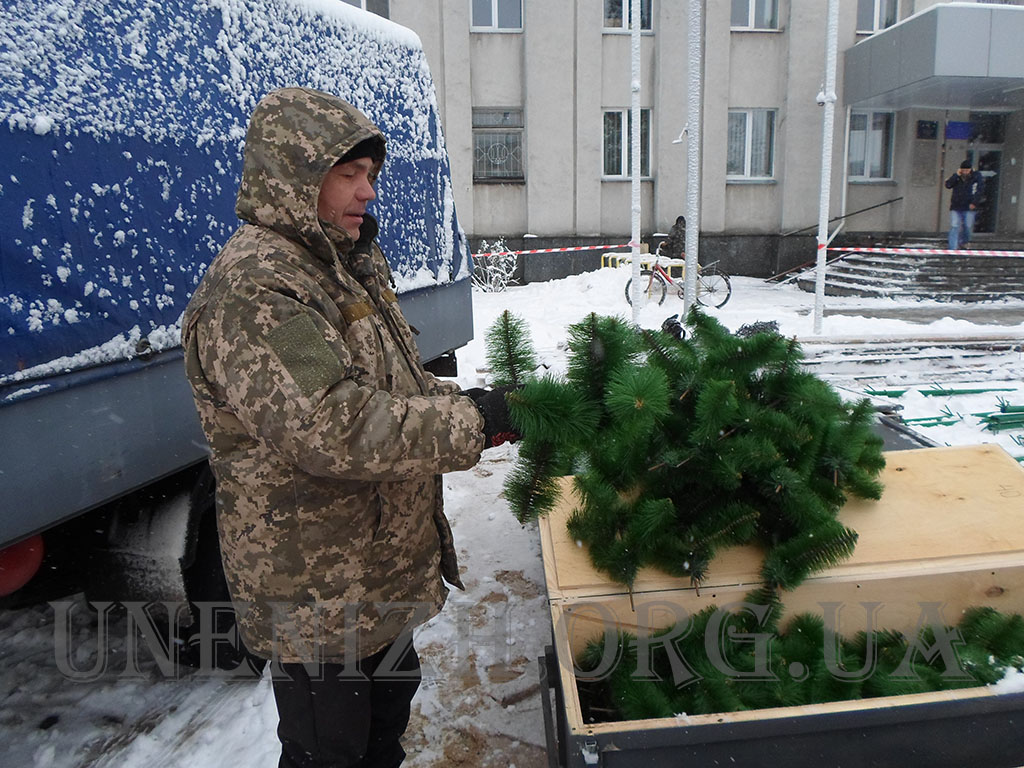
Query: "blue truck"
0 0 473 646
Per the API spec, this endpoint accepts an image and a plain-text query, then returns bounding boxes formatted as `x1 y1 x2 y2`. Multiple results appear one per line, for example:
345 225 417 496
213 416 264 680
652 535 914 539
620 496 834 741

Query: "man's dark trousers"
272 638 421 768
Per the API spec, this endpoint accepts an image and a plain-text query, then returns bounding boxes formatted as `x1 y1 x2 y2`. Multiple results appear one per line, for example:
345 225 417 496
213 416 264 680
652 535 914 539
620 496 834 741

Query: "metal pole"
840 105 851 227
629 0 643 322
683 0 702 312
813 0 840 334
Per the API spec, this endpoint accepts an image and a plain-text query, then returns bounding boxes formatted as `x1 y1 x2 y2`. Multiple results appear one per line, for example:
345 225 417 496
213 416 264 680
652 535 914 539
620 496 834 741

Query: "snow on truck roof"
0 0 469 385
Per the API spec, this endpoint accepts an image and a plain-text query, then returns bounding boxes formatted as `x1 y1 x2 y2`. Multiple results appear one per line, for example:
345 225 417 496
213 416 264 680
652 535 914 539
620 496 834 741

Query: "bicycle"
624 243 732 308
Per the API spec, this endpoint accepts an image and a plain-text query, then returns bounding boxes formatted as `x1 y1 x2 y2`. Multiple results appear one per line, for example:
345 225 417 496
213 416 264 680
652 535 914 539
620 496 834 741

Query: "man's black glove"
461 386 519 447
351 213 379 256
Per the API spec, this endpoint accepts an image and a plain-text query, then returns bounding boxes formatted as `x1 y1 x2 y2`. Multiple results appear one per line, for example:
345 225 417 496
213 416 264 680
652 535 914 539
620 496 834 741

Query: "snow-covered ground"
3 267 1024 767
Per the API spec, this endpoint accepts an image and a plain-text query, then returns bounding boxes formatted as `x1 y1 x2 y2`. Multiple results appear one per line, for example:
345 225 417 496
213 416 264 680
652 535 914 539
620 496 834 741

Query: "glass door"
967 113 1007 234
967 148 1000 234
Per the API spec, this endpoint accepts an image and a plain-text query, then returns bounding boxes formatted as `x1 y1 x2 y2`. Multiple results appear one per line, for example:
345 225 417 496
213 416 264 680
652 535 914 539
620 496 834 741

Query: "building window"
603 0 653 31
848 111 894 180
471 0 523 31
602 109 651 178
856 0 899 34
473 109 524 182
730 0 779 30
727 109 775 179
340 0 389 17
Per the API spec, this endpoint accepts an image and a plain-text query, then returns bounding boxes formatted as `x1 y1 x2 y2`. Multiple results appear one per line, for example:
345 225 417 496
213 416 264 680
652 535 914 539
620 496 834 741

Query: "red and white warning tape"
472 243 632 259
829 246 1023 257
473 244 1022 258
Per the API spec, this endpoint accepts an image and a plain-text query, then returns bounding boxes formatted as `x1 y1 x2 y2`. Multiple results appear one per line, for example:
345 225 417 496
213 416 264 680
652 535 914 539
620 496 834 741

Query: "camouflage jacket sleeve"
425 374 462 396
192 261 485 481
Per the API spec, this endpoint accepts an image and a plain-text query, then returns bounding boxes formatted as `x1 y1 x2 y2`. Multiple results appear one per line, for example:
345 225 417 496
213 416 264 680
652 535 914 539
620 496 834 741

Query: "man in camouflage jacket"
183 87 505 767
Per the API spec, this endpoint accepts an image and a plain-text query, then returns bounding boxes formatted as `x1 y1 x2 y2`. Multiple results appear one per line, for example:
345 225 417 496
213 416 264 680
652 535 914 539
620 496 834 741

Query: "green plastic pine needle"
506 375 599 445
579 603 1024 723
616 676 677 720
587 535 640 587
566 314 641 403
639 326 698 379
761 523 859 590
503 439 564 522
843 465 885 501
626 497 677 548
710 332 792 383
484 310 538 387
686 501 760 550
692 379 740 443
603 364 671 431
959 607 1024 661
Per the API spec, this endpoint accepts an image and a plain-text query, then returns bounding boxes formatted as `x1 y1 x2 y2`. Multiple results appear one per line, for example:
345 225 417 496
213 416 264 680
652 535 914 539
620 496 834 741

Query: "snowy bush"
471 239 519 293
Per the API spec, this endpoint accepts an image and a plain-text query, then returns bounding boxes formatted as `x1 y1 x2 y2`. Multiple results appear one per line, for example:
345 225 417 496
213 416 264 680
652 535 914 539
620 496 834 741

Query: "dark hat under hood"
235 87 386 260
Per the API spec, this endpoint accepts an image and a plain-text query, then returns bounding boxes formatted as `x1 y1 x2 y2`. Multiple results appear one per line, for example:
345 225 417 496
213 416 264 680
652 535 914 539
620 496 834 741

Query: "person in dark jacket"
944 159 984 250
183 87 515 768
659 215 686 260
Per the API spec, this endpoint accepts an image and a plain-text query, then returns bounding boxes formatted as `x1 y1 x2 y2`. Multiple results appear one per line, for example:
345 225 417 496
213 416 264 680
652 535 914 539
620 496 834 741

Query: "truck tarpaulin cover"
0 0 470 384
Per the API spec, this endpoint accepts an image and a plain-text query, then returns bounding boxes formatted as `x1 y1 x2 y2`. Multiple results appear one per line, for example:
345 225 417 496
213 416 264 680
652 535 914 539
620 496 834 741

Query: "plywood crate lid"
539 444 1024 602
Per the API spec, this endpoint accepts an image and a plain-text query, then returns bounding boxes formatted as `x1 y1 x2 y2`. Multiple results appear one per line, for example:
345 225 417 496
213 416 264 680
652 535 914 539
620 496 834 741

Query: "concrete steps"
794 251 1024 301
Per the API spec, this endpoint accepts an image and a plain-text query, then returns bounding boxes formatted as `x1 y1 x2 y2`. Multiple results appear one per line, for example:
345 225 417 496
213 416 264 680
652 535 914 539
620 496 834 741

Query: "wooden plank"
539 445 1024 601
548 602 588 736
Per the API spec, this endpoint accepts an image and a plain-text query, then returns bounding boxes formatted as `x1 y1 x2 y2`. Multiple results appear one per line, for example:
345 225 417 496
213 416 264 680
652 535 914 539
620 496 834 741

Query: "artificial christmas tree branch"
485 309 539 387
486 308 885 594
576 603 1024 722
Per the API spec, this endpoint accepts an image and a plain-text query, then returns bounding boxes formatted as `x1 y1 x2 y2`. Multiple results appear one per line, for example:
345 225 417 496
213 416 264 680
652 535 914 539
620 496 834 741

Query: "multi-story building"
346 0 1024 276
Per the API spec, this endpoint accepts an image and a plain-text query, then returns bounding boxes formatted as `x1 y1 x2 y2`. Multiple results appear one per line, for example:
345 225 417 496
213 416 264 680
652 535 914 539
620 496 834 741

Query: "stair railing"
770 196 904 282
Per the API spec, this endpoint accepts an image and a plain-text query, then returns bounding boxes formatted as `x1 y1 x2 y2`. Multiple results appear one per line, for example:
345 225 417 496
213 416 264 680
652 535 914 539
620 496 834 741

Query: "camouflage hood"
235 87 386 261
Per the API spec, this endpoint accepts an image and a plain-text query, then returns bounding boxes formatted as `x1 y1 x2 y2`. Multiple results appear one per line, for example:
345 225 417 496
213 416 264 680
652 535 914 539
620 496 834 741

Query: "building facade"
345 0 1024 275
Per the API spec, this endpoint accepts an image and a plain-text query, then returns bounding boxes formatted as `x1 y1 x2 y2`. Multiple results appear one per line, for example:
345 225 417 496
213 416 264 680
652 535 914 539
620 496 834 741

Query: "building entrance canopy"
844 3 1024 110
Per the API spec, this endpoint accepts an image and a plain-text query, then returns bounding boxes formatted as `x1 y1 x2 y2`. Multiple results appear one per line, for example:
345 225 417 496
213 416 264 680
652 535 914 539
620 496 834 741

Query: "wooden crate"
538 444 1024 767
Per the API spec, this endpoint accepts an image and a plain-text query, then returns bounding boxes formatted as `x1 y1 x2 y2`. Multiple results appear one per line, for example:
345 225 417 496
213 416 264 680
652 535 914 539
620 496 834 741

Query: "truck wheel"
180 468 267 677
0 535 45 597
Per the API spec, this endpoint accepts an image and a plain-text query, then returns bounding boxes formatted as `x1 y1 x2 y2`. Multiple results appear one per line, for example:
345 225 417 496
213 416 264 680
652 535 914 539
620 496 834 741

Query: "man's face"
958 166 972 177
317 157 377 239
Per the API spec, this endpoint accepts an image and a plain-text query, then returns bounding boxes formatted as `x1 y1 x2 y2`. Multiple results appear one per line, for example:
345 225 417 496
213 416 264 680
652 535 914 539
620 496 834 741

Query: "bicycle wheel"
625 270 667 306
695 267 732 308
